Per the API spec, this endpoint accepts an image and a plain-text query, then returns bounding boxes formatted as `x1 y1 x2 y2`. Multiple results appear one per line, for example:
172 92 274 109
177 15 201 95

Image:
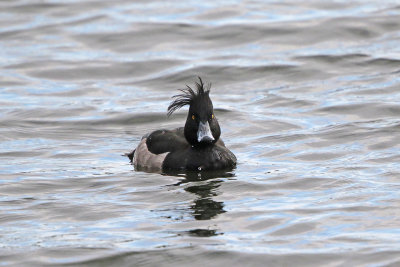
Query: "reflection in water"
166 169 235 182
188 228 222 237
171 171 235 237
186 180 225 220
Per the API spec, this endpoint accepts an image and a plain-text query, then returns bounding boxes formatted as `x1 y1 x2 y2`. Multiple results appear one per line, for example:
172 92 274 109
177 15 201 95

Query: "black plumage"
129 77 236 172
167 77 211 117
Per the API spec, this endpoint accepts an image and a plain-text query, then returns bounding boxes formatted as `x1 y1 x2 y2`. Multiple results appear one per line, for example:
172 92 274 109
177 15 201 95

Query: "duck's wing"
146 127 188 154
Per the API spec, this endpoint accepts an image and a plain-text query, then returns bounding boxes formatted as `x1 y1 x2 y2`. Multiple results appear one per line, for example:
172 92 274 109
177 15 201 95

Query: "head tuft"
167 77 211 117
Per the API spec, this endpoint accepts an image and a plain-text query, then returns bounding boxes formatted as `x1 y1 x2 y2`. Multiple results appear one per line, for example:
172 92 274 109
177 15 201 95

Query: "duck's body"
131 127 236 171
129 78 236 172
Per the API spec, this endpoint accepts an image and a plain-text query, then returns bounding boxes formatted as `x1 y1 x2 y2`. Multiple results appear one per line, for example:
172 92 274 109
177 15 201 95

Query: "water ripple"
1 0 400 266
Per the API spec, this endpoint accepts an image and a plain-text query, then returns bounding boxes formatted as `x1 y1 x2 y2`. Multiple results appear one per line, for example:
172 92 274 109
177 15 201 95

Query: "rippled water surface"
1 0 400 266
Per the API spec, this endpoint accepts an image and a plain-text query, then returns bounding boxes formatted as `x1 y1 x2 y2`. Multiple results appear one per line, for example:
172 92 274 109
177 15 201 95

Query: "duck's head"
168 77 221 147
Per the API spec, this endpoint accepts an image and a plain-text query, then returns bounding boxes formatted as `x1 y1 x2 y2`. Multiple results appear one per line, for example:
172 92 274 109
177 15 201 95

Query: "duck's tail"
126 149 135 162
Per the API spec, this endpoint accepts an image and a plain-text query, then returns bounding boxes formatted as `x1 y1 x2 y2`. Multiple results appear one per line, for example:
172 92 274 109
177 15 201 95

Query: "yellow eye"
212 114 214 119
192 115 195 120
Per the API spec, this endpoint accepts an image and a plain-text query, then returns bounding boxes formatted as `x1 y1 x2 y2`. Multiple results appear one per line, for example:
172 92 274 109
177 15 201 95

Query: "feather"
167 77 211 117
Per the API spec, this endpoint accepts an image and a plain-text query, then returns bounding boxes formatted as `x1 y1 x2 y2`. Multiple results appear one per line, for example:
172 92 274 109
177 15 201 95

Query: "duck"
128 77 237 172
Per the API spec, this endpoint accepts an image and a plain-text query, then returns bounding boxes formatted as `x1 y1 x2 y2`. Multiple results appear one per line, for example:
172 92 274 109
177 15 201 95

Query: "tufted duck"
128 77 236 172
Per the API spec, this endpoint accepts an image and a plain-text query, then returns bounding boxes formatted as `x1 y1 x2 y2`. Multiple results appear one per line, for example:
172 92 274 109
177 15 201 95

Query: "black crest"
167 77 211 117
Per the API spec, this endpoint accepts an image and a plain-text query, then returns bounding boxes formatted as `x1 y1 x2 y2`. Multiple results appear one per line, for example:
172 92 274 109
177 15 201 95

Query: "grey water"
1 0 400 266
